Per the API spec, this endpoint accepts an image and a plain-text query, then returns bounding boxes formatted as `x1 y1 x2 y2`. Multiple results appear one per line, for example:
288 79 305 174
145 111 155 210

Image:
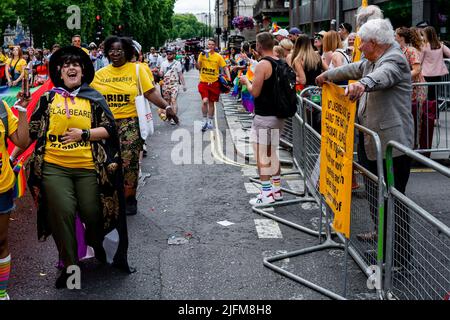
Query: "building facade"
3 18 32 48
290 0 450 39
216 0 260 47
215 0 449 43
253 0 290 31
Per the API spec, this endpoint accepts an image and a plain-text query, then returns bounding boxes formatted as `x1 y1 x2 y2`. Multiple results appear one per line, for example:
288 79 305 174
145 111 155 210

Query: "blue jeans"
0 189 14 214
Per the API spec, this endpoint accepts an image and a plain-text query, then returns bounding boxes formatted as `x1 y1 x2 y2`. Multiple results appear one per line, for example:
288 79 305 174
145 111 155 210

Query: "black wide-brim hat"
49 46 94 87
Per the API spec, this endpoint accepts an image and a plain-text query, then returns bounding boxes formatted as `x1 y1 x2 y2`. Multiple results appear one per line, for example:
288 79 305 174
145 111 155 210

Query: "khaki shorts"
250 115 285 146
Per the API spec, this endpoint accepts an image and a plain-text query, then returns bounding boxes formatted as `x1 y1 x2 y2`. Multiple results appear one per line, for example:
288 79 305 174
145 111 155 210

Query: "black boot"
94 246 107 264
55 268 70 289
126 197 138 216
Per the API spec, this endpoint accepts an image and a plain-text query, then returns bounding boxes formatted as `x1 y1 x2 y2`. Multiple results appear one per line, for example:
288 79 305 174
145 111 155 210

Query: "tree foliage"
169 14 213 40
0 0 176 50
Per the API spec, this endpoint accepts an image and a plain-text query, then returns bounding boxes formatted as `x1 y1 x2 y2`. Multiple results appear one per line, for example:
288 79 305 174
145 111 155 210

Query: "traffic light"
112 24 123 36
95 15 104 44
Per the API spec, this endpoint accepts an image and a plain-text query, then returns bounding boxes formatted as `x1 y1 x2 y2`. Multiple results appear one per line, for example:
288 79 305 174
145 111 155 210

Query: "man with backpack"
239 32 297 205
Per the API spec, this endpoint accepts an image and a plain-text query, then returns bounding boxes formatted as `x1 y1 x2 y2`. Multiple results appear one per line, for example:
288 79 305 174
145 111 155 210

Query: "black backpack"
262 56 298 118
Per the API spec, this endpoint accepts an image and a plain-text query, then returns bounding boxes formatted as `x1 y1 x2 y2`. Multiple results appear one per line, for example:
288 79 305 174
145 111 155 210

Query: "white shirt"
160 60 182 81
149 54 164 69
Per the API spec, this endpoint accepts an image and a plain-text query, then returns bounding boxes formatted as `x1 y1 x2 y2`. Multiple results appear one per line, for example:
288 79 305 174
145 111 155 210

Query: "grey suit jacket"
324 45 414 160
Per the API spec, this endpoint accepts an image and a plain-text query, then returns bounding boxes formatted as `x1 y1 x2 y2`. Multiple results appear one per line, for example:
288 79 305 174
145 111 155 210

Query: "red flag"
7 79 54 159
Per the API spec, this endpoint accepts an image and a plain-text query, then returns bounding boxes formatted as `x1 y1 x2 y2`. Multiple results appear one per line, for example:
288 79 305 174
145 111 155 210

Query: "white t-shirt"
149 54 164 69
160 60 182 81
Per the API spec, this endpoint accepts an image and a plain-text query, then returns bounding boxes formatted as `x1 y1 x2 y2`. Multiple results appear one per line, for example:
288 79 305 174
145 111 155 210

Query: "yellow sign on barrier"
319 83 356 239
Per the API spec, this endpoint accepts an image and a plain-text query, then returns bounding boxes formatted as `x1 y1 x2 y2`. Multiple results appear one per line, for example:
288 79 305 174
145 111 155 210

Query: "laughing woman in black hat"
23 46 132 288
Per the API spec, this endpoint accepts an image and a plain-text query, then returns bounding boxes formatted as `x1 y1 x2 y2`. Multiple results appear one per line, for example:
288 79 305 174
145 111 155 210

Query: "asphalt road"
7 69 448 301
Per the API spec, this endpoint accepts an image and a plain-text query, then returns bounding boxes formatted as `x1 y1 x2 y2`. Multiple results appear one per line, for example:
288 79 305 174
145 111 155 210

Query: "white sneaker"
0 293 10 300
201 120 208 132
249 193 275 206
272 190 283 201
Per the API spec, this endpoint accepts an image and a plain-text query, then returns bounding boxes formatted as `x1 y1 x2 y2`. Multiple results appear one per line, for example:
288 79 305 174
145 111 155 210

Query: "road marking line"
254 219 283 239
244 183 260 194
211 103 255 168
217 220 235 227
411 168 435 173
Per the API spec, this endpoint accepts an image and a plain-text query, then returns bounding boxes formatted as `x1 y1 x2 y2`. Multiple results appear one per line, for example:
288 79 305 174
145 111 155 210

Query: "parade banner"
319 83 356 238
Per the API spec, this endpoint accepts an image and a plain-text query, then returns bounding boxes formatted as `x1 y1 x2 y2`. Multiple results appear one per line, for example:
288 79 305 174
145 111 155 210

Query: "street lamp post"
208 0 211 39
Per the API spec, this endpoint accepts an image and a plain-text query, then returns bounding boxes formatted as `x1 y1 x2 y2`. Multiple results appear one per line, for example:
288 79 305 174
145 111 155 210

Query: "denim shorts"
0 189 15 214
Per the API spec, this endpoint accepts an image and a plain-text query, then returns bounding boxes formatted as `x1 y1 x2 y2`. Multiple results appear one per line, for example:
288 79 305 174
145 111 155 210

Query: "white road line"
217 220 235 227
244 183 261 194
254 219 283 239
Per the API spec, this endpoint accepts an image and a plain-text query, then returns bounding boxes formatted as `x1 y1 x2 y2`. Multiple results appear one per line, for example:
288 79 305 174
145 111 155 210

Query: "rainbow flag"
271 23 280 33
12 159 26 199
231 77 240 97
241 88 254 114
241 61 256 113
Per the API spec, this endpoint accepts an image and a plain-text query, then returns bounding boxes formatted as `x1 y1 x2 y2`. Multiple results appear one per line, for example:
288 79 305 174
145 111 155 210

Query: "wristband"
81 129 90 142
165 105 172 111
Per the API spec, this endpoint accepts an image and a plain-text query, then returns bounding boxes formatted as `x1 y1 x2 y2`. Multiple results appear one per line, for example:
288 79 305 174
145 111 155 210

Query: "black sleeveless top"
254 57 278 117
305 60 323 86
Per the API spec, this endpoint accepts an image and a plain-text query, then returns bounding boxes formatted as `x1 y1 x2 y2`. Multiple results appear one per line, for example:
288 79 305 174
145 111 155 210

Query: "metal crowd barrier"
250 93 322 236
280 117 294 148
411 82 450 156
442 59 450 83
436 64 450 109
298 87 386 281
263 87 386 300
384 141 450 300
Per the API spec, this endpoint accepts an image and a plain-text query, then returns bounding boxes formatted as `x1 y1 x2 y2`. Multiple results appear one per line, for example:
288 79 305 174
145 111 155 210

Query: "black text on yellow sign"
319 83 356 239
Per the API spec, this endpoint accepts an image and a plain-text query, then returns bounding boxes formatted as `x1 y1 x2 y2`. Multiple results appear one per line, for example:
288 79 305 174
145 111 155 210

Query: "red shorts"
198 81 221 102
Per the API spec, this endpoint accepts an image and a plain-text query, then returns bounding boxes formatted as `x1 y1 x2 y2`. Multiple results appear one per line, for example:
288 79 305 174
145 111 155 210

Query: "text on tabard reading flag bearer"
319 83 357 239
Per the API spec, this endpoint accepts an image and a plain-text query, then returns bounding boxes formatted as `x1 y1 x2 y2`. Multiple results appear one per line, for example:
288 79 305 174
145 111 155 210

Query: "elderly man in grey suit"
316 18 413 268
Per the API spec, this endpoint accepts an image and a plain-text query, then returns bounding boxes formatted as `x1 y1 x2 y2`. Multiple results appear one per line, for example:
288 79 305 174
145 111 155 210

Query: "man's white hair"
358 18 395 45
356 5 384 28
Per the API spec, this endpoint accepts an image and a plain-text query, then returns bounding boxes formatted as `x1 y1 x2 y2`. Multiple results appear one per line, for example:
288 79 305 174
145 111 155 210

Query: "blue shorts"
0 189 15 214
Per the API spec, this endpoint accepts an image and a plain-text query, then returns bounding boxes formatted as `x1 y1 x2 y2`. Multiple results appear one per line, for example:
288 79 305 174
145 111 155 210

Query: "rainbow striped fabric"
12 160 26 199
0 255 11 299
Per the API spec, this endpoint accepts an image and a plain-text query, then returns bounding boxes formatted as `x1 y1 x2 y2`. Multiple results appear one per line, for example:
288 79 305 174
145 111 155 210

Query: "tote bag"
135 64 154 140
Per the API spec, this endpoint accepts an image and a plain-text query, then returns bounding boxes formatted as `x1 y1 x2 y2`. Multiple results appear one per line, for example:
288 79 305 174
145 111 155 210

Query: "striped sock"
261 180 272 197
0 255 11 299
272 176 281 192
